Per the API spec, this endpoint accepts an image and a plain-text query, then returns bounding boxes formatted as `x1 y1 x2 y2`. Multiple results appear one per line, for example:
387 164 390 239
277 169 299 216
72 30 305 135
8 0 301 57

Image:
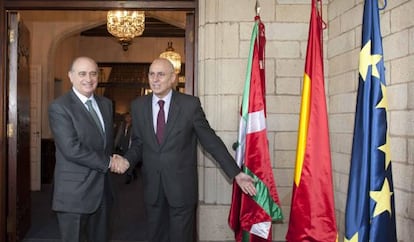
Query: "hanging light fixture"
107 10 145 51
159 41 181 74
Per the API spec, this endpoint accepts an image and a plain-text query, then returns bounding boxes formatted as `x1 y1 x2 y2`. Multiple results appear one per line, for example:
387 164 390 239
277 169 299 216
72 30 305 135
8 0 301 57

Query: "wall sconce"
159 41 181 74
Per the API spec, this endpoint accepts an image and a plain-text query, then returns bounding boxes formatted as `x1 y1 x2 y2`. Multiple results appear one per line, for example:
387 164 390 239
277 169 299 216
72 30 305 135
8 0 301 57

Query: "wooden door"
29 65 42 191
185 12 195 95
7 12 31 242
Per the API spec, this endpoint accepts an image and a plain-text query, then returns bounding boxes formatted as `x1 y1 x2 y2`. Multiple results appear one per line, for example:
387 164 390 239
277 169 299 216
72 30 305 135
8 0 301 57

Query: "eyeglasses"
75 71 98 78
148 71 173 79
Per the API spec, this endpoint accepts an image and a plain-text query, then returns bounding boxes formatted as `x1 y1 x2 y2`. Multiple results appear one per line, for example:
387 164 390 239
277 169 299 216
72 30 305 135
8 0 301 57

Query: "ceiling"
20 10 187 39
80 16 185 38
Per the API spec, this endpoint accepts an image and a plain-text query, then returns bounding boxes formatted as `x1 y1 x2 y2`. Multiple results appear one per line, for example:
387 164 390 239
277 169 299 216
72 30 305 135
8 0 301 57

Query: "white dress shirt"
152 90 172 133
72 87 105 132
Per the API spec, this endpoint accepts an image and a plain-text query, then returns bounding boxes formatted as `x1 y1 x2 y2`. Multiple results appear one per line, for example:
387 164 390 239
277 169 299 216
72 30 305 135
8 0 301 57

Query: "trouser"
145 183 196 242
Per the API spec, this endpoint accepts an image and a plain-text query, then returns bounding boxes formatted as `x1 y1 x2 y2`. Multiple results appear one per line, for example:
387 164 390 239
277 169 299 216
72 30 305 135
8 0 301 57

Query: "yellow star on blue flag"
344 0 397 241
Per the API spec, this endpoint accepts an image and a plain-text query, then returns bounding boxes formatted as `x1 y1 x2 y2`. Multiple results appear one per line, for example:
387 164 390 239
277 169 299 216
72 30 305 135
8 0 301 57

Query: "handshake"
110 154 130 174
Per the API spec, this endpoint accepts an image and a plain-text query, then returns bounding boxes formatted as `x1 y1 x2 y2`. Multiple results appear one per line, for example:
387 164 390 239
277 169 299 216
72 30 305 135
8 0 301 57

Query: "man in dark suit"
48 56 129 242
114 112 132 156
114 112 137 184
119 58 256 242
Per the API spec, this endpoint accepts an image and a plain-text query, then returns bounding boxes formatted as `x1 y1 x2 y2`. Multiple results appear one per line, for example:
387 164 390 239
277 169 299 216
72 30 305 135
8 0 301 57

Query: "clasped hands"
110 154 130 174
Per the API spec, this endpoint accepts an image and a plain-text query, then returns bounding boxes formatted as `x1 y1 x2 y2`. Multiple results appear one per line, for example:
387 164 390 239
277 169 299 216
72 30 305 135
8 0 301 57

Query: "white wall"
198 0 414 241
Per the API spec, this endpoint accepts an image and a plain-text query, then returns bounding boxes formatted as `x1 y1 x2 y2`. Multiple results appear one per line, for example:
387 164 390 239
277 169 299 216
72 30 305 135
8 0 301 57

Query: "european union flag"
344 0 397 241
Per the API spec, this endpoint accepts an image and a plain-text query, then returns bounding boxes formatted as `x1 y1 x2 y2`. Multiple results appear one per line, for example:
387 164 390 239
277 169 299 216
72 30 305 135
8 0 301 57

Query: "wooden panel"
185 12 195 95
7 12 31 242
0 1 7 241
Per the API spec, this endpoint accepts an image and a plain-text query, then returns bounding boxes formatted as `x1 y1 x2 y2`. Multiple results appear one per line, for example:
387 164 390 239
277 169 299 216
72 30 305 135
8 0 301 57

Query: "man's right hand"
234 172 257 196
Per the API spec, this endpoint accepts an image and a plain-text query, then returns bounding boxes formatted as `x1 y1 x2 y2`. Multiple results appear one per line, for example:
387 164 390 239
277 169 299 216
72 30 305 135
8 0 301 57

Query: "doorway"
1 1 197 241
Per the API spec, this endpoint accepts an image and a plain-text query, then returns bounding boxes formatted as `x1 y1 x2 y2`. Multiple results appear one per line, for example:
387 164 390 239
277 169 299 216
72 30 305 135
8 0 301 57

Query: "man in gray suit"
48 56 129 242
119 58 256 242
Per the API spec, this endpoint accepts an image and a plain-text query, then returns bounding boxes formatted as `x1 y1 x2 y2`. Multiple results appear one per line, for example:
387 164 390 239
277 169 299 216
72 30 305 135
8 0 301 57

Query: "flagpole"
255 0 261 69
228 9 283 242
255 0 261 16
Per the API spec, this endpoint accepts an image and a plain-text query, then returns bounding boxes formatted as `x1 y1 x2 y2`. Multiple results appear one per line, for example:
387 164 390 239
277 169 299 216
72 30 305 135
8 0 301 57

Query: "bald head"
148 58 177 98
150 58 175 73
69 56 98 72
68 56 99 98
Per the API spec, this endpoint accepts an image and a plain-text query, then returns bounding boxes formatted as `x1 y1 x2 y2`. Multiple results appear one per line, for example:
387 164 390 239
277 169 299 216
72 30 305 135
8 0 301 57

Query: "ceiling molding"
4 1 196 11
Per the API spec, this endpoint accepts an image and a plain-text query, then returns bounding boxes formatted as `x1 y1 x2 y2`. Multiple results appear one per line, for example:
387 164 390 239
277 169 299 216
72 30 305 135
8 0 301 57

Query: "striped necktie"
85 99 104 136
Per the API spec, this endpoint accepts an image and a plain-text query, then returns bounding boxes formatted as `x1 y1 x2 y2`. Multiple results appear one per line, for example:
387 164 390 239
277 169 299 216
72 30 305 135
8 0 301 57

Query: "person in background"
114 58 257 242
48 56 129 242
114 112 137 184
114 112 132 155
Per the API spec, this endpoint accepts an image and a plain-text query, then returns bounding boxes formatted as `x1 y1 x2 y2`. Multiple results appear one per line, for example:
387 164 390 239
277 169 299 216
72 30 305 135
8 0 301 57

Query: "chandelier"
107 10 145 51
159 41 181 74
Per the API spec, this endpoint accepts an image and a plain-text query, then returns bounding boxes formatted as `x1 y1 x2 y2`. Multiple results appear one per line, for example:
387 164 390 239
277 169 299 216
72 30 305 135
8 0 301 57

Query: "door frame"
0 1 198 241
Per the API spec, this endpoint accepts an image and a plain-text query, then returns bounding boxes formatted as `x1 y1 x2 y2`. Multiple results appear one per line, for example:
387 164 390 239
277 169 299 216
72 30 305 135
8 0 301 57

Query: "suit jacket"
48 90 114 214
114 121 132 155
124 91 240 207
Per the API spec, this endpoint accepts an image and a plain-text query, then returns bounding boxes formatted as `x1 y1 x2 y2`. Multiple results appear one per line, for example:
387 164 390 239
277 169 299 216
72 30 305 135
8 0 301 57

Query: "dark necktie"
85 99 104 136
156 100 165 144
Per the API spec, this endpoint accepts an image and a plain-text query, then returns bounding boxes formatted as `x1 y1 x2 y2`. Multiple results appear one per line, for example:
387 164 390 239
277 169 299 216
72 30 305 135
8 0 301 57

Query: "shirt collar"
152 90 172 105
72 87 95 104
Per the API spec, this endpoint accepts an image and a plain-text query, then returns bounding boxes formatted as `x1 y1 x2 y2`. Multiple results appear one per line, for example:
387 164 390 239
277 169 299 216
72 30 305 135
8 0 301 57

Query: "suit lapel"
161 92 180 147
95 96 111 148
69 91 106 145
146 92 181 148
70 91 93 125
145 94 159 146
95 96 110 134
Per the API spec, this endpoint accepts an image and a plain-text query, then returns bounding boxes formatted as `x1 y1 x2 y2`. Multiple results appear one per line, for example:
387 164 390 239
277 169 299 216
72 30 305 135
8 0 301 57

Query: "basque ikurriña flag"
228 15 283 242
286 1 338 241
344 0 397 241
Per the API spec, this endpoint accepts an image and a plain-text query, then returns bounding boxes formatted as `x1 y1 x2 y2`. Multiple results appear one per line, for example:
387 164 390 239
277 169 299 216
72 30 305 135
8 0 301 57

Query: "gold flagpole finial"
255 0 261 16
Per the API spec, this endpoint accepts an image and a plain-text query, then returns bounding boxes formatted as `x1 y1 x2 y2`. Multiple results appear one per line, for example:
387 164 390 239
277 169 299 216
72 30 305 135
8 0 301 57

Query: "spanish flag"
286 0 338 241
